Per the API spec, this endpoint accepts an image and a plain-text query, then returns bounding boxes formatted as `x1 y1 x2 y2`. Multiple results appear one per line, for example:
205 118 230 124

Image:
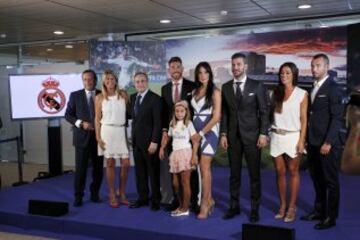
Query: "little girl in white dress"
159 101 199 217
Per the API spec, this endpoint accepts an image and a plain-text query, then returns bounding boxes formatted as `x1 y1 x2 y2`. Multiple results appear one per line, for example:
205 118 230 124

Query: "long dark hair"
272 62 299 114
194 61 215 109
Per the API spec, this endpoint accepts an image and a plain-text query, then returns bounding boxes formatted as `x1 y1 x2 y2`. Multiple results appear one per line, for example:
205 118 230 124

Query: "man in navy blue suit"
65 69 103 207
301 54 345 229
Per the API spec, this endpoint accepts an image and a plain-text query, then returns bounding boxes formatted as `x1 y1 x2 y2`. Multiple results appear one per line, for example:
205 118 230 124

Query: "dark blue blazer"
308 77 345 146
130 90 162 150
65 89 100 148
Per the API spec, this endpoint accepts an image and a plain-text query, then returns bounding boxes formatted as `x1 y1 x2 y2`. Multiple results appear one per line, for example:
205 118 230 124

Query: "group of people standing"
65 52 344 230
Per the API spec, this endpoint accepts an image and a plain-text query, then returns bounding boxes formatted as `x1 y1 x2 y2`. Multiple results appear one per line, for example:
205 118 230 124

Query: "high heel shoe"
109 194 119 208
119 194 130 206
197 205 212 220
284 207 297 222
274 205 286 219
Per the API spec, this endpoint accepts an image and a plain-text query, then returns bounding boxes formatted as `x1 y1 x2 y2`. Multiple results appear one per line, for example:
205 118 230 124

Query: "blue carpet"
0 167 359 240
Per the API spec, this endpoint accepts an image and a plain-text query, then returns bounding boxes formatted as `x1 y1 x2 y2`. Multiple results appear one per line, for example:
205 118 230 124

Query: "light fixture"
46 48 53 52
160 19 171 24
0 33 6 38
297 4 312 9
220 10 228 16
65 44 73 49
53 30 64 35
6 65 14 69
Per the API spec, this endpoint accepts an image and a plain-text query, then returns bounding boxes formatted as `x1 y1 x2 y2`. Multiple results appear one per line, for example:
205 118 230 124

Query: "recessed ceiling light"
320 24 329 28
65 44 73 49
46 48 53 52
160 19 171 24
53 30 64 35
298 4 312 9
6 65 14 69
0 33 6 38
220 10 228 16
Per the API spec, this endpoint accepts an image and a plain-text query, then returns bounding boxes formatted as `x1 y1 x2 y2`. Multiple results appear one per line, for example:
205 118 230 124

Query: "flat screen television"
9 74 84 120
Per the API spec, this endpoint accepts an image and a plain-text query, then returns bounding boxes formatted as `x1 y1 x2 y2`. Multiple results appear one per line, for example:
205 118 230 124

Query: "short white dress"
168 121 196 173
270 87 307 158
98 95 129 159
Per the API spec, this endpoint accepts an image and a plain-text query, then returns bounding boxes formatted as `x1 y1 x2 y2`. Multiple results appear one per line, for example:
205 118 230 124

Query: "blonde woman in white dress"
270 62 308 222
95 70 130 208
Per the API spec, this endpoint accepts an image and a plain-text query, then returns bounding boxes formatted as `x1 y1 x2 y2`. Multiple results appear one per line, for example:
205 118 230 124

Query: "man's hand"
220 135 229 149
148 142 158 155
82 121 94 131
257 135 268 148
320 143 331 155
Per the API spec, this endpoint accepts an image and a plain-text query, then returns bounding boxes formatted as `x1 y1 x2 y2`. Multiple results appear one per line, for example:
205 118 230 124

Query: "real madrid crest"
38 77 66 114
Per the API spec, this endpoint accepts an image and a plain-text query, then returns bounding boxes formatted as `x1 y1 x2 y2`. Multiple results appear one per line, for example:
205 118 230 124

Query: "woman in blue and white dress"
191 61 221 219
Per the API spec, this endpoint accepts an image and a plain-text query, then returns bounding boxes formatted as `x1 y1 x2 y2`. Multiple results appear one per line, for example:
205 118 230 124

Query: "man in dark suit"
161 56 199 213
220 52 270 222
65 69 103 207
301 54 345 230
129 72 162 211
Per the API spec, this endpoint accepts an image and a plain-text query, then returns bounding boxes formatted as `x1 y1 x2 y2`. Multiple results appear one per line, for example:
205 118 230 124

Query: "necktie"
134 94 142 117
88 92 95 120
311 81 319 102
235 82 242 102
174 83 180 103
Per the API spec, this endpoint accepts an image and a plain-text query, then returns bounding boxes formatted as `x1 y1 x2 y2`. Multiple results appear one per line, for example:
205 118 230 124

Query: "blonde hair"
170 100 191 128
101 69 128 103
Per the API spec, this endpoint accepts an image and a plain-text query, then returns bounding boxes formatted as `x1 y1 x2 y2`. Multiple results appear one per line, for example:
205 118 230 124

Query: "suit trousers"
74 135 103 198
133 146 161 204
308 144 341 219
228 135 261 210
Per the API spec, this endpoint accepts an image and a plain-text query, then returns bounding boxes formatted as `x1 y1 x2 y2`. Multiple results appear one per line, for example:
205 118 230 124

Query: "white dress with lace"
98 95 129 158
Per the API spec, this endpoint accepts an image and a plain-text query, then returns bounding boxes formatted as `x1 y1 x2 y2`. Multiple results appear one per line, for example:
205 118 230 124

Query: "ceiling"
0 0 359 62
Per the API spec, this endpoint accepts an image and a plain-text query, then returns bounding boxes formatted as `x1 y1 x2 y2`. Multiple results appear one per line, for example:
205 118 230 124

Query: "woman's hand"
98 139 106 150
296 141 305 155
192 133 201 143
191 154 198 167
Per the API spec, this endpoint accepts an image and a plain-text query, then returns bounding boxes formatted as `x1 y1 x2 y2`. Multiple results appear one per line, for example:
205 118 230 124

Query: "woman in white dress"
270 62 308 222
95 70 130 208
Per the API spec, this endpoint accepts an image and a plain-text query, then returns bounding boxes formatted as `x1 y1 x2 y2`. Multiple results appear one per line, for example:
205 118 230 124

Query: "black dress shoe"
223 208 240 220
314 217 336 230
249 209 259 223
150 202 160 211
90 195 102 203
73 197 83 207
300 211 323 221
190 203 200 214
129 200 149 209
166 200 179 211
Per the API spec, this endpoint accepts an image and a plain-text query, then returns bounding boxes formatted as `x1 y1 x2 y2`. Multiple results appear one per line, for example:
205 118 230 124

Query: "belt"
102 123 126 127
271 128 299 135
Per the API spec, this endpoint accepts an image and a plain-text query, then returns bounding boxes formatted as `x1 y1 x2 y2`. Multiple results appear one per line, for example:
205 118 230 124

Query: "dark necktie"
174 83 180 103
88 92 95 120
134 94 142 117
235 82 242 102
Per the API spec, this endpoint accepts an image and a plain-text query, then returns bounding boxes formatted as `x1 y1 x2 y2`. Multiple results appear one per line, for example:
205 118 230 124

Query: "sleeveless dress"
98 95 129 158
270 87 307 158
191 96 219 156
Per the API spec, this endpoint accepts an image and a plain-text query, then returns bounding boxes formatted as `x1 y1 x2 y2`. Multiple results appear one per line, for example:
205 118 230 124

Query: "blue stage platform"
0 167 359 240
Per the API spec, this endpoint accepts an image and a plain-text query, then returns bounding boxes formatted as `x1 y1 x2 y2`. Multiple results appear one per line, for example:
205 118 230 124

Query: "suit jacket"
220 78 270 145
161 78 195 130
308 77 345 146
65 89 100 148
130 90 162 150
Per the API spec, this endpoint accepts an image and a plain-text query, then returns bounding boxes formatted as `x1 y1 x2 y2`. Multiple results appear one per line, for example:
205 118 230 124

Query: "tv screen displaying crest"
9 74 84 120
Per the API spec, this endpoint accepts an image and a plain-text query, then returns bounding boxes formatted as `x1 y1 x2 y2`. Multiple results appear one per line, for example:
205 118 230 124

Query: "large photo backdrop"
165 26 347 85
